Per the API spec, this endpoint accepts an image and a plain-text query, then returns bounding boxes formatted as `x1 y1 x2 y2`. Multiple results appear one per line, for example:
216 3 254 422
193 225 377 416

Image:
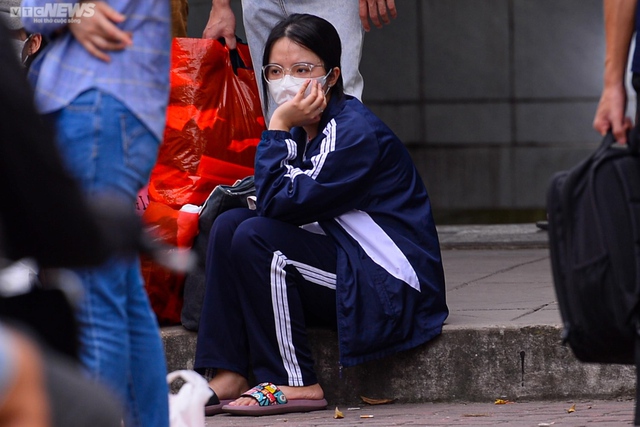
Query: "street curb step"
161 324 634 406
437 224 548 250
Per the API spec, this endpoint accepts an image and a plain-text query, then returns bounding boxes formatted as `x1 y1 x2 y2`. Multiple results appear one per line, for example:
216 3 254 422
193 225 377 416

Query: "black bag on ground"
181 176 255 331
547 130 640 424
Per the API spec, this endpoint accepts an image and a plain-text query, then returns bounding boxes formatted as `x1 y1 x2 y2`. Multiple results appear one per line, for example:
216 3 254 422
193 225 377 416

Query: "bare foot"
228 383 324 407
208 370 249 400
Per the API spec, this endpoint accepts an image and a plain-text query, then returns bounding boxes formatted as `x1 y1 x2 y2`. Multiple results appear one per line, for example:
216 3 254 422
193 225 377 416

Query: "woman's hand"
269 80 327 131
69 1 132 62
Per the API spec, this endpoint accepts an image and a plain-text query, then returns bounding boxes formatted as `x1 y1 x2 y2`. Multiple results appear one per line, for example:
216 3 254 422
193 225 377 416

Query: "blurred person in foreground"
21 0 172 425
0 15 137 427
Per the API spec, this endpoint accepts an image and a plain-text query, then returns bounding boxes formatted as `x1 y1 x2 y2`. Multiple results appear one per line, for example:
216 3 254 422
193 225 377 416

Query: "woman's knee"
229 217 277 257
208 209 255 244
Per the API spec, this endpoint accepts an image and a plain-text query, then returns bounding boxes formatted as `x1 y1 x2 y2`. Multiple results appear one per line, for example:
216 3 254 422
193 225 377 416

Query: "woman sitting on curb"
195 13 448 417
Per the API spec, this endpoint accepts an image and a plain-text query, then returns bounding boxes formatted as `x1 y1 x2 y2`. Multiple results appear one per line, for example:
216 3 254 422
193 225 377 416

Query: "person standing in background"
593 0 638 143
21 1 172 426
0 0 46 68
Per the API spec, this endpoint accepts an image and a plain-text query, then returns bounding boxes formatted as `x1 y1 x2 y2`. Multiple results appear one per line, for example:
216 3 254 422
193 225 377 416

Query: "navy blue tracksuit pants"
194 208 338 386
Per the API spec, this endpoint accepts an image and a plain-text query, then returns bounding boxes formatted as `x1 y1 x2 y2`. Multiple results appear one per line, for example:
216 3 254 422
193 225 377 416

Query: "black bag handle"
601 128 640 155
217 36 249 75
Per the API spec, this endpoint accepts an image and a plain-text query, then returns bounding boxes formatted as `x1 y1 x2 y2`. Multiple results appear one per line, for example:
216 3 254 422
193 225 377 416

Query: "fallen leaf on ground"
494 399 514 404
334 407 344 419
360 396 396 405
567 404 576 413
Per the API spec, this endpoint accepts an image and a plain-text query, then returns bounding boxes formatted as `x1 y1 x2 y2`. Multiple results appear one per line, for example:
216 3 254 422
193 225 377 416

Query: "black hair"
262 13 344 114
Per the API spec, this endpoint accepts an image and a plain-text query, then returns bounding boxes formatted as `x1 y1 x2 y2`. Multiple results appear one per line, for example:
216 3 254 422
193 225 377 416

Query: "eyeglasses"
262 62 325 82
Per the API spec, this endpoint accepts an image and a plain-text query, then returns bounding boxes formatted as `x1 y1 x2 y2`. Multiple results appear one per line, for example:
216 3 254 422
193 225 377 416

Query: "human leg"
194 208 257 397
53 90 168 427
231 217 337 389
124 263 170 427
241 0 286 115
215 217 336 415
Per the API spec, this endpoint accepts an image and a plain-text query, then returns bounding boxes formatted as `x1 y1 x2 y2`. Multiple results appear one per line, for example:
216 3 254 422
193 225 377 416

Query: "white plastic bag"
167 370 213 427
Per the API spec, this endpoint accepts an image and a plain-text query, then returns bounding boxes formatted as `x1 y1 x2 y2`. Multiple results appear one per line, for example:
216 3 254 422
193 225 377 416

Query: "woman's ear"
327 67 340 89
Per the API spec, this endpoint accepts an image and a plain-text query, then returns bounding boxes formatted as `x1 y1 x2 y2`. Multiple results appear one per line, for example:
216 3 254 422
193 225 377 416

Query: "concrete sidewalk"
204 399 636 426
162 224 637 420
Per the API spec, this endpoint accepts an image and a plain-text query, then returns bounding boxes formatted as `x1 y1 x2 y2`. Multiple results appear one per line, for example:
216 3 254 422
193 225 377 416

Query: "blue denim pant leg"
51 89 169 427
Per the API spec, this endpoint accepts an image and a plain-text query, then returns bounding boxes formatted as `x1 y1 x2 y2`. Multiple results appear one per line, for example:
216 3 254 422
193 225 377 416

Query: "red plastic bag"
141 202 199 324
143 38 265 324
149 37 265 208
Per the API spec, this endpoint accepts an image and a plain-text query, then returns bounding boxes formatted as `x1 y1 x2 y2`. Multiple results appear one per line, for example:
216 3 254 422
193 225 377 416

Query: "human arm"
255 105 380 225
593 0 637 143
67 1 132 62
359 0 397 32
21 0 132 62
202 0 236 49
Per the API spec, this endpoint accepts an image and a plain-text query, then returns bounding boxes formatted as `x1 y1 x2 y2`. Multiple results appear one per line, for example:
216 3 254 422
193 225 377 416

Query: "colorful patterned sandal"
221 382 328 416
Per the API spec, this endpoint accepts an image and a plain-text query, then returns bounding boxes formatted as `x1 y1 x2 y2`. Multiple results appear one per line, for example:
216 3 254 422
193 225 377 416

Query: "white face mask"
10 35 31 66
268 70 331 106
10 38 27 64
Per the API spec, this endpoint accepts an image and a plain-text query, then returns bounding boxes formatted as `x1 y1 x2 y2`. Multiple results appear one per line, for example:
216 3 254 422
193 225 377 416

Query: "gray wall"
184 0 637 221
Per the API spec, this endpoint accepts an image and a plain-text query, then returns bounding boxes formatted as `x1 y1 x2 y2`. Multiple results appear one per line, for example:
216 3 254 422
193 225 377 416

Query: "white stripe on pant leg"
270 251 304 386
287 260 337 290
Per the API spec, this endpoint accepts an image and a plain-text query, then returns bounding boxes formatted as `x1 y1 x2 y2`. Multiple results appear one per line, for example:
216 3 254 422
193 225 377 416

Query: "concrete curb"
162 324 635 406
437 224 548 250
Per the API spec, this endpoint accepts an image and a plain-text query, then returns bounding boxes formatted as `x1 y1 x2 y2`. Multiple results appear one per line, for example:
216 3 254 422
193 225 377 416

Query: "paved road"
205 399 637 426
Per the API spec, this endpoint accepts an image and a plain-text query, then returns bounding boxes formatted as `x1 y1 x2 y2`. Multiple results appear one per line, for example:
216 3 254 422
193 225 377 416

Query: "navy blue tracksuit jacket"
254 94 448 367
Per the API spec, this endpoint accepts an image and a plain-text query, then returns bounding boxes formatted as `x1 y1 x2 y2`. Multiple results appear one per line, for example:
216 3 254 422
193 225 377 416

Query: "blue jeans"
51 90 169 427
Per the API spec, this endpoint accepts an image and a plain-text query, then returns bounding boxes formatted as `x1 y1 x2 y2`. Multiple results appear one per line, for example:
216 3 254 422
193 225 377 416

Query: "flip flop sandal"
222 382 328 416
205 388 233 416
